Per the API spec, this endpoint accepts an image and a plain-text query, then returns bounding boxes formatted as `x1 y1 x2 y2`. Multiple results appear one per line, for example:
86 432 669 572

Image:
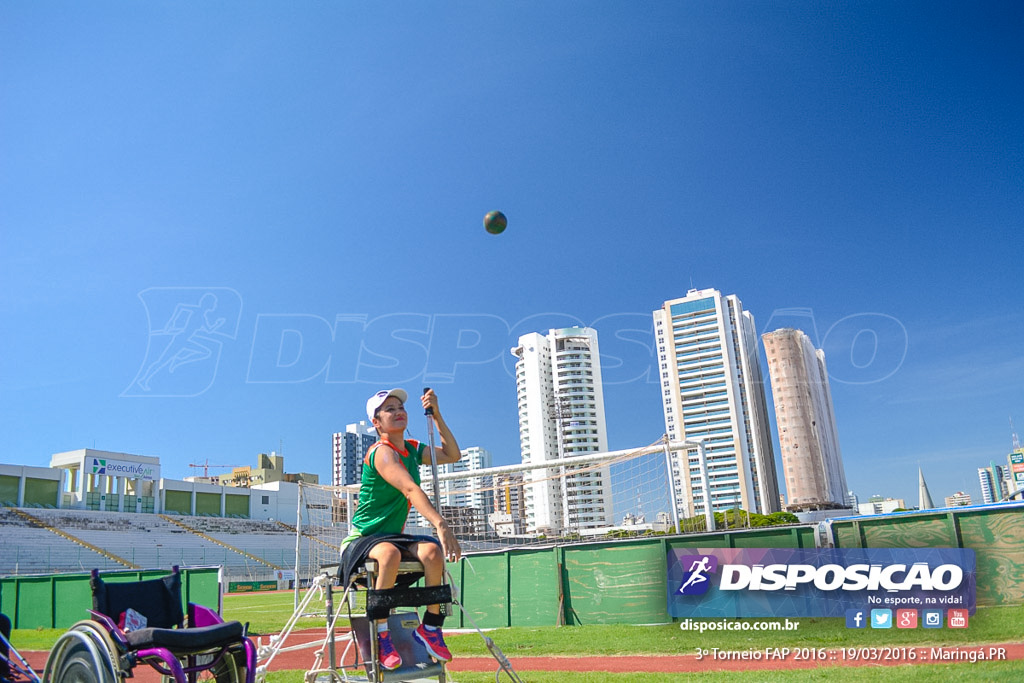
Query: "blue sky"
2 1 1022 508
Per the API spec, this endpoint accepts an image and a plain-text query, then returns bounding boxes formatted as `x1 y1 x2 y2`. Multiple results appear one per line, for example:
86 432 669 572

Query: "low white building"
0 448 306 524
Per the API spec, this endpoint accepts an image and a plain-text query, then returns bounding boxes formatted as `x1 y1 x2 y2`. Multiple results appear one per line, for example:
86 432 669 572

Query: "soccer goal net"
292 437 707 593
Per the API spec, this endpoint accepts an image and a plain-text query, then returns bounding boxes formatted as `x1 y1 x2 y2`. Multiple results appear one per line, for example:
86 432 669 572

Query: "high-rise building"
333 421 377 487
653 288 780 516
1007 448 1024 496
511 327 613 534
493 472 526 518
416 446 493 513
489 473 527 536
944 491 971 507
762 328 848 511
412 446 494 534
978 464 1009 504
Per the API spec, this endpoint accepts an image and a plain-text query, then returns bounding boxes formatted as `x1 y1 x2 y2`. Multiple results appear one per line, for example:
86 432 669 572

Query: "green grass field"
12 590 1024 681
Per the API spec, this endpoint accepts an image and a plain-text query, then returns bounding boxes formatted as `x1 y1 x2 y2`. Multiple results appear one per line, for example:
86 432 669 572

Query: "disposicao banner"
667 547 976 618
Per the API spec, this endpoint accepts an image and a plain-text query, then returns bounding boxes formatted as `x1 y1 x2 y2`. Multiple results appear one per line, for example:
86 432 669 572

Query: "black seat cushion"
126 621 244 652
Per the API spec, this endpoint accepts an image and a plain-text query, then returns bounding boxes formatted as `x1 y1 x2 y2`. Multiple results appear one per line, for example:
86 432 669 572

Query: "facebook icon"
845 609 866 629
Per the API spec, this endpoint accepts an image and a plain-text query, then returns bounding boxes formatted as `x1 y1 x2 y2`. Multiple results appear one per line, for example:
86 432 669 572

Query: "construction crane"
188 460 244 478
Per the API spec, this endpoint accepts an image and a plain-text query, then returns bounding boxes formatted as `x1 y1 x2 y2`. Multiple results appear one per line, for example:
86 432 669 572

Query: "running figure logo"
123 288 243 397
676 555 718 596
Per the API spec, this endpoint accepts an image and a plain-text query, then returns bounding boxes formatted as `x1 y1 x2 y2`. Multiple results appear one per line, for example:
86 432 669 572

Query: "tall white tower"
511 327 613 534
653 288 780 517
762 328 849 511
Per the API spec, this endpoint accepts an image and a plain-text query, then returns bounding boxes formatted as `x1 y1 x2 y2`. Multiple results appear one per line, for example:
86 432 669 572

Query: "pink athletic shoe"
378 630 402 670
414 624 453 662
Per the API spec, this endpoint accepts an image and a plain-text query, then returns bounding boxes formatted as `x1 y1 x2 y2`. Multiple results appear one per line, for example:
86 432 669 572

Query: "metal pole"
423 387 442 514
662 439 681 534
696 441 715 532
293 482 303 612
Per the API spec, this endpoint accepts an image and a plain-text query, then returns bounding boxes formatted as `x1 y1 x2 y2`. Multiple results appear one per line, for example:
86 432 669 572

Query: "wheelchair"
42 567 256 683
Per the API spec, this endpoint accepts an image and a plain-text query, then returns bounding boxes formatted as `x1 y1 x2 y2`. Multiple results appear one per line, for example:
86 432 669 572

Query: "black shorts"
340 533 440 588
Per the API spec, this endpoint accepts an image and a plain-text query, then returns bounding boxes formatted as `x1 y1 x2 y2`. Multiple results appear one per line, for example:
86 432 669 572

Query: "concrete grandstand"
0 448 326 581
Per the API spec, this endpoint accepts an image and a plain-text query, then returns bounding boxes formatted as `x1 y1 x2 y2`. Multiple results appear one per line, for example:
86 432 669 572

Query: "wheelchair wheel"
44 622 121 683
206 648 247 683
50 641 119 683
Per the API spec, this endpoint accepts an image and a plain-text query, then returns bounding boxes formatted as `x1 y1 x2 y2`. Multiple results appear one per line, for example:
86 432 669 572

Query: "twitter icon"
871 609 892 629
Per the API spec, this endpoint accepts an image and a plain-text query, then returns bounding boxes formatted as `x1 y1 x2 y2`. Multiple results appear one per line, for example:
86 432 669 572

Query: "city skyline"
2 3 1021 514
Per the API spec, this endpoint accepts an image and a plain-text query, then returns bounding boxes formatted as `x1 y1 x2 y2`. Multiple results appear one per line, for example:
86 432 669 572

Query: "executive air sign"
667 548 976 618
90 457 159 481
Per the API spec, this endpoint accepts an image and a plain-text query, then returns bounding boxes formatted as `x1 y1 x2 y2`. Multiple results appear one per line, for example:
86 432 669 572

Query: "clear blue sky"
2 1 1022 508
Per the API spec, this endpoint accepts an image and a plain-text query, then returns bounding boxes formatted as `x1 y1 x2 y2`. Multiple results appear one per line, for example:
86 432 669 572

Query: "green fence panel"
460 553 509 628
0 566 223 628
729 526 812 548
858 513 958 548
53 573 94 628
672 531 734 548
0 579 12 620
956 506 1024 606
830 520 861 548
14 577 51 629
562 540 668 625
508 548 560 627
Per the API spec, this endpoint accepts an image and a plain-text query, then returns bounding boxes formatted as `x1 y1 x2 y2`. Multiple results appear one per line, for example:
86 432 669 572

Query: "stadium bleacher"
0 507 315 581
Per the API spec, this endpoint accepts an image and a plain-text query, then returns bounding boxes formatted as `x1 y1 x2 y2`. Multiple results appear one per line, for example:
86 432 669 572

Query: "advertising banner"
90 457 159 481
667 548 975 618
228 581 278 593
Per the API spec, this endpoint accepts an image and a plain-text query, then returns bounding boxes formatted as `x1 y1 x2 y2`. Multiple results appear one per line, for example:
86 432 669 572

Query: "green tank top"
342 438 425 550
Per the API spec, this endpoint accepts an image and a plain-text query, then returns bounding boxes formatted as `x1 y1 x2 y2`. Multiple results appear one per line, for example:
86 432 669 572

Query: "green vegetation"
11 591 1022 681
678 508 801 531
444 606 1023 657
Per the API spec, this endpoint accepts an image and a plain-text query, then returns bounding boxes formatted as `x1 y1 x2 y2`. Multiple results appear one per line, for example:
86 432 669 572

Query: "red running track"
20 640 1024 677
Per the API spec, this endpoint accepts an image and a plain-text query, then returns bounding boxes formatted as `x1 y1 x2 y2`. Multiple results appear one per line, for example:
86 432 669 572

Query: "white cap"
366 388 408 422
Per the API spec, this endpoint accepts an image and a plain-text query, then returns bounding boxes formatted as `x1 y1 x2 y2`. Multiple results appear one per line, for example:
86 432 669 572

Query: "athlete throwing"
340 388 462 670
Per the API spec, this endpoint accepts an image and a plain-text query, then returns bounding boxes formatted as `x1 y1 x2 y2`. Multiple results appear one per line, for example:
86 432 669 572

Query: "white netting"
294 437 701 587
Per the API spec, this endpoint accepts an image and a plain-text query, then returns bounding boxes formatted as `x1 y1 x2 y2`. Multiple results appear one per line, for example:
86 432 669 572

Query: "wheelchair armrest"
88 609 131 649
188 602 224 628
